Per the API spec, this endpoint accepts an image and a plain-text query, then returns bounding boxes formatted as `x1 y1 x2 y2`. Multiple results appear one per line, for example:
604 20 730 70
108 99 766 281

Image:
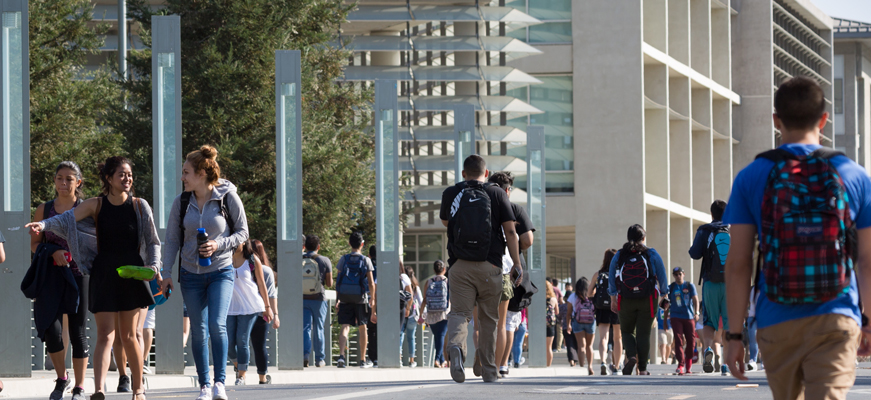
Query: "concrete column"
690 0 711 77
691 89 713 212
669 77 692 208
643 0 668 53
668 0 690 65
731 0 775 171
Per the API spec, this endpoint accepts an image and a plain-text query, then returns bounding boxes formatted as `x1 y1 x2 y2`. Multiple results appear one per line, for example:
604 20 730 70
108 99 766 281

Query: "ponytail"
622 224 648 254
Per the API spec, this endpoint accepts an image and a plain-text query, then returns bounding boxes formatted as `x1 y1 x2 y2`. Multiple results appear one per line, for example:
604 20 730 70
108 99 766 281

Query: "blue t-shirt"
723 143 871 329
656 307 671 330
667 281 697 319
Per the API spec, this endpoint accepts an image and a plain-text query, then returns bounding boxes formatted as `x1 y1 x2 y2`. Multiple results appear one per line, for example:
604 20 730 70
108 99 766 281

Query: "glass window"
529 22 572 44
156 52 177 227
279 82 299 240
528 0 571 20
403 235 417 262
418 234 443 263
834 78 843 115
377 109 396 252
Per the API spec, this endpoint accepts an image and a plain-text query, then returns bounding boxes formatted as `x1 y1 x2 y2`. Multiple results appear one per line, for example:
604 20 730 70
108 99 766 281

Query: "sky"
811 0 871 24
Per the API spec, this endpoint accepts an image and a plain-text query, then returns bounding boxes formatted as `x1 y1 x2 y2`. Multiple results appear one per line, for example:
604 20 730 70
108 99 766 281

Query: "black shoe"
90 392 106 400
304 359 309 368
513 362 520 369
71 386 86 400
117 375 131 393
449 346 465 383
623 357 637 376
336 355 346 368
50 373 71 400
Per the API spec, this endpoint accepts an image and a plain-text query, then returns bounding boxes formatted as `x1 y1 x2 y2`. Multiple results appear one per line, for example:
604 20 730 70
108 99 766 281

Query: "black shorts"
595 308 620 325
546 325 556 338
338 303 370 326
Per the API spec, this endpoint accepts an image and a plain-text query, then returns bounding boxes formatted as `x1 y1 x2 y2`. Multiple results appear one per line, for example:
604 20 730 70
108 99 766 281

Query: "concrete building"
833 17 871 171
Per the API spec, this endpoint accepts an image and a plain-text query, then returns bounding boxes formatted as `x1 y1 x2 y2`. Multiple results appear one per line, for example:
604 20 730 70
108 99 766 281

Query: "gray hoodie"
41 197 162 274
161 179 249 277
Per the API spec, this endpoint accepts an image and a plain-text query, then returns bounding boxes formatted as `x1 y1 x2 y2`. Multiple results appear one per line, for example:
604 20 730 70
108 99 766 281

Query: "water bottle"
197 228 211 267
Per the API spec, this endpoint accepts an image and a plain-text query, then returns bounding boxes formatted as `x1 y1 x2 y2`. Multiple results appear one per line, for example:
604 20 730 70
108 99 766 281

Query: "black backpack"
616 250 656 299
594 271 611 310
700 223 731 284
508 271 538 312
447 181 495 262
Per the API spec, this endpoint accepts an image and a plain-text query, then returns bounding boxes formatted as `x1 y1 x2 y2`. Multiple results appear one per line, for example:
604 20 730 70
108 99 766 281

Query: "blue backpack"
701 223 730 284
336 254 370 303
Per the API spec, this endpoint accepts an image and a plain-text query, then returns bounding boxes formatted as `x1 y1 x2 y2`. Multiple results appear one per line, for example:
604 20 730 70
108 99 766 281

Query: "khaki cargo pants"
445 259 503 381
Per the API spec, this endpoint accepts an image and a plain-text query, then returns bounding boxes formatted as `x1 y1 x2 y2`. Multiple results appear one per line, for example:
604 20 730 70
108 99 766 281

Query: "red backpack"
756 148 855 304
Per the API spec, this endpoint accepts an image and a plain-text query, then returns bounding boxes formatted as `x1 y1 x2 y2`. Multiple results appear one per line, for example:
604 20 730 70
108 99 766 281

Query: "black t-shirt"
512 203 535 270
440 181 516 267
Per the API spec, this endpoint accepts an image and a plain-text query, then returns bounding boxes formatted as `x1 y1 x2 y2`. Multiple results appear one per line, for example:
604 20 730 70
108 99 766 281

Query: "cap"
672 267 684 274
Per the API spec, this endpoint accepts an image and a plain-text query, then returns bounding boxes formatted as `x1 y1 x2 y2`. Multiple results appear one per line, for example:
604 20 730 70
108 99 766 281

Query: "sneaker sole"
703 352 714 373
449 347 465 383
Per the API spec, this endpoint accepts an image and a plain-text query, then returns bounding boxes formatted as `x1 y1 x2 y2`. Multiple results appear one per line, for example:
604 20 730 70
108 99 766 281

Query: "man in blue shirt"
723 76 871 400
689 200 730 375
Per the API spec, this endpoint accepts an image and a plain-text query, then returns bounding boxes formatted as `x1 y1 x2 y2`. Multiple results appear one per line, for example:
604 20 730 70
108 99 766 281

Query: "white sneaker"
519 356 526 366
747 361 757 371
409 362 417 368
143 365 153 375
316 360 326 367
235 378 245 386
196 386 210 400
212 382 227 400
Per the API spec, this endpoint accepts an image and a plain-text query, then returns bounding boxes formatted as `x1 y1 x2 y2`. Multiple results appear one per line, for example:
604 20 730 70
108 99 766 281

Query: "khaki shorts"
757 314 859 400
658 329 673 346
500 274 514 302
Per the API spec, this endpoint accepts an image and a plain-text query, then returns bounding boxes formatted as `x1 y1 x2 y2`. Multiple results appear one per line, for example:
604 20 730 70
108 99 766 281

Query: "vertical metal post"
151 15 184 375
375 80 401 368
275 50 304 370
453 104 475 183
118 0 126 80
525 126 547 368
0 0 28 377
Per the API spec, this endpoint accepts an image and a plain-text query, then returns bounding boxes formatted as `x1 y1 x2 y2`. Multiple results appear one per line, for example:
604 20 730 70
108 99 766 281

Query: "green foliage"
108 0 374 265
29 0 124 207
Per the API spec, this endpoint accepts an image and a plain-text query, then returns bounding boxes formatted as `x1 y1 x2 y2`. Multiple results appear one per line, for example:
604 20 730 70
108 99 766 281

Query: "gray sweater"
41 197 162 274
160 179 249 277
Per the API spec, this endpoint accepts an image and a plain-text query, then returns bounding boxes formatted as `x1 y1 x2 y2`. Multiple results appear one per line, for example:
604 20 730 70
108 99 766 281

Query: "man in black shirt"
440 155 521 383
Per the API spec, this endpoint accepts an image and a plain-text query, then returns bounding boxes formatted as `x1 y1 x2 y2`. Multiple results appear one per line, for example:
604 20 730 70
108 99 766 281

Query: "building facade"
833 17 871 171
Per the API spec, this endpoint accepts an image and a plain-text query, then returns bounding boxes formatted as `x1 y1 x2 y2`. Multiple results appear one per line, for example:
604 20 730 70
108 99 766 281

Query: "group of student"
23 146 285 400
550 76 871 400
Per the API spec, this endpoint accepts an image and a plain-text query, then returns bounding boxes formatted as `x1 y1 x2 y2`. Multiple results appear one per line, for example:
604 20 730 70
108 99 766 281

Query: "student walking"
589 249 622 375
158 146 250 400
689 200 731 374
29 161 91 400
440 155 521 383
667 267 699 375
227 240 272 385
488 172 535 378
608 224 668 376
656 301 673 366
249 240 280 383
335 232 376 369
302 235 332 368
567 277 595 375
558 297 578 367
28 156 162 400
420 260 450 367
544 281 558 367
724 76 871 400
400 266 423 367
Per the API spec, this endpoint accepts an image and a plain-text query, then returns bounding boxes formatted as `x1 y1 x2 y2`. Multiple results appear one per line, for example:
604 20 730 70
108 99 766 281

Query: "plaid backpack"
756 148 855 304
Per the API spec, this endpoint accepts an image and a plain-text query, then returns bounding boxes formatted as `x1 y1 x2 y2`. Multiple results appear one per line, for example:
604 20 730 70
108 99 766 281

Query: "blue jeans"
400 318 418 359
429 319 448 363
303 299 329 362
748 317 759 362
512 322 527 365
180 267 235 387
227 314 259 372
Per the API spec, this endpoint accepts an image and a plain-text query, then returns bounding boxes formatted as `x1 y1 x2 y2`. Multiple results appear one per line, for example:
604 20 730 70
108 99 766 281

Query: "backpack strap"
220 195 236 234
178 192 192 280
755 148 795 163
810 147 846 160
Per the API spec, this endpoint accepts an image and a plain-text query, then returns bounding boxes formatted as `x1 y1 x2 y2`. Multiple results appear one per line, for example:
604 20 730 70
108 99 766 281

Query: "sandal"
133 391 146 400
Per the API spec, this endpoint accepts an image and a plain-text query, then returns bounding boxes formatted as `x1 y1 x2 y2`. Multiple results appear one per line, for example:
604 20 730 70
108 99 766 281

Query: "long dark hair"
55 161 84 199
98 156 134 196
599 248 618 273
251 239 271 269
405 266 419 293
621 224 648 254
575 277 589 301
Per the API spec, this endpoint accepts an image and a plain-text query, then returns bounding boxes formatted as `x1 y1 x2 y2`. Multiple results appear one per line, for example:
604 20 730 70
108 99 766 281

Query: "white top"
228 260 266 316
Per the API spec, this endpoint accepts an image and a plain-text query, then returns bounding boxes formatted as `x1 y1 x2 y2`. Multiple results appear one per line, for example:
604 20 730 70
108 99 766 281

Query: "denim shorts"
571 320 595 335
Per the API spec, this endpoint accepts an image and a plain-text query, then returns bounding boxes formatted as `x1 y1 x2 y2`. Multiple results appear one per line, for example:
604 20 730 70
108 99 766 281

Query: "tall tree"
30 0 124 208
109 0 374 263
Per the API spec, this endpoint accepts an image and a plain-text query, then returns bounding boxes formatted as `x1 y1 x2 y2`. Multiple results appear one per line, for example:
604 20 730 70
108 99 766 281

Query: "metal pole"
151 15 184 375
0 0 29 377
525 125 547 368
275 50 304 370
118 0 126 80
375 80 401 368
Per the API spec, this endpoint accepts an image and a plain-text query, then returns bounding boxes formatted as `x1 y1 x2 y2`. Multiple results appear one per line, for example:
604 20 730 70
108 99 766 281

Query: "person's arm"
212 191 249 252
653 251 668 298
609 252 620 313
30 203 45 253
0 242 5 264
587 278 596 299
270 297 280 329
503 221 521 272
28 197 98 234
252 256 273 323
367 270 376 309
723 223 756 381
519 231 533 251
137 199 163 282
688 227 707 260
692 295 700 321
552 297 559 316
324 259 334 289
404 283 413 317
